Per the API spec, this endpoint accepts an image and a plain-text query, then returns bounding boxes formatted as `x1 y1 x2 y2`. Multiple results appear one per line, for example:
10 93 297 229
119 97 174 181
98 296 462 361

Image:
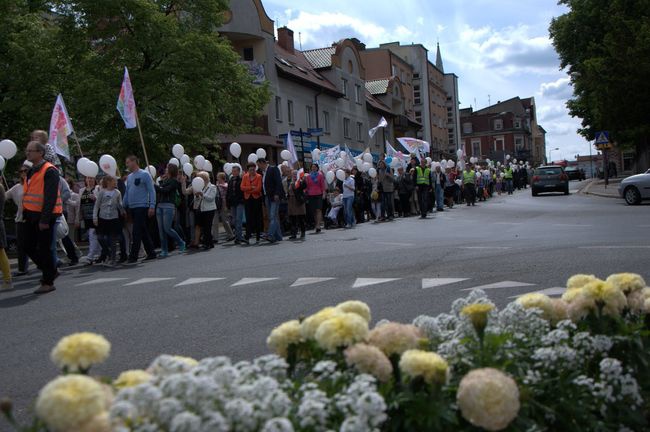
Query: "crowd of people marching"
0 131 532 295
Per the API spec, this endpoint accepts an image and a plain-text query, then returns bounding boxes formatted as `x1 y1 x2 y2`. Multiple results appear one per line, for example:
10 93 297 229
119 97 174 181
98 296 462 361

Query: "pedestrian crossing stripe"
291 277 336 287
124 277 175 286
231 277 279 287
76 278 128 286
462 281 535 291
175 278 226 287
421 278 469 289
352 278 401 288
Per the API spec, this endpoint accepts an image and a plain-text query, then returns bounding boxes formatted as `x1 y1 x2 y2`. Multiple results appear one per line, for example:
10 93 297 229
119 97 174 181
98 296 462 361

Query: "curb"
579 179 620 199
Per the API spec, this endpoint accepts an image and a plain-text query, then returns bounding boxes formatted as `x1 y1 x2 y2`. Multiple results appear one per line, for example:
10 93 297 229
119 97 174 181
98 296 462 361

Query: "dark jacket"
263 166 285 199
25 160 60 224
397 173 415 195
226 175 244 208
155 178 180 205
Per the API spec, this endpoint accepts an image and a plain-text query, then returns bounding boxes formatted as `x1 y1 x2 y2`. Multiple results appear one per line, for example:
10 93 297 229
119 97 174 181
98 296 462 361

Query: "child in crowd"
93 176 125 267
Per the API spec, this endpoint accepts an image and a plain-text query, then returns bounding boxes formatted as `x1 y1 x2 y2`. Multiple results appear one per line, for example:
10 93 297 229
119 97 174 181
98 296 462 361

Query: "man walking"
414 158 431 218
123 155 157 263
22 141 62 294
463 164 477 206
226 165 245 244
432 164 446 212
257 158 284 243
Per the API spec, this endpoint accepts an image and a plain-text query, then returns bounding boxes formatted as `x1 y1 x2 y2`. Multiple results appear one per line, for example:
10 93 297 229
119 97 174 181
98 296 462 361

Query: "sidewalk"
580 178 623 199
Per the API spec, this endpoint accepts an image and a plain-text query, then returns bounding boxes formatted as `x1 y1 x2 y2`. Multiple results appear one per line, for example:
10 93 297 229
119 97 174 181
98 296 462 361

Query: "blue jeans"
266 198 283 241
435 184 444 210
156 205 185 253
381 192 394 219
230 204 245 241
506 179 513 194
343 196 355 226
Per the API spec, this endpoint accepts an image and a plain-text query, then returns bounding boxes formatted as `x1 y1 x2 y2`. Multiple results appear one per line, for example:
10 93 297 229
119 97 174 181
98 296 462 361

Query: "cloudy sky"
262 0 591 161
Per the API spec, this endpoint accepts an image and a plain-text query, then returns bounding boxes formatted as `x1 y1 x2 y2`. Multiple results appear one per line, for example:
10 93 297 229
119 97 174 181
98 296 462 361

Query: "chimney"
277 27 294 53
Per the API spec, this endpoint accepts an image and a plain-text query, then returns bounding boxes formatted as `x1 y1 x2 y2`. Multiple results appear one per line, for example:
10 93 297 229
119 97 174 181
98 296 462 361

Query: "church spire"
435 42 444 73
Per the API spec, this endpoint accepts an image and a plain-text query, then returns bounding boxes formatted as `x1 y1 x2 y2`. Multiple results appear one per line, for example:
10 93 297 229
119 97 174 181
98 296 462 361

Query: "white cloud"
540 77 572 99
416 17 424 26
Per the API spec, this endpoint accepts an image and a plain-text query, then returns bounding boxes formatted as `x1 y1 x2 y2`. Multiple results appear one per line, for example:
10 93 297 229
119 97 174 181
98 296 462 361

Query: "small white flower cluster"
111 354 386 432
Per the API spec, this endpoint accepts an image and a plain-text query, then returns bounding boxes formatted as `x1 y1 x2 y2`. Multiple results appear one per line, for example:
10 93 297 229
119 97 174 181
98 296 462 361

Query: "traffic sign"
595 131 610 145
307 128 323 137
290 130 312 137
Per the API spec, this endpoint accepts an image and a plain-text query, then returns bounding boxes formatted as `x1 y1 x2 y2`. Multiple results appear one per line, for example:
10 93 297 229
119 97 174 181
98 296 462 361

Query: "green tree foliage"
549 0 650 151
1 0 269 162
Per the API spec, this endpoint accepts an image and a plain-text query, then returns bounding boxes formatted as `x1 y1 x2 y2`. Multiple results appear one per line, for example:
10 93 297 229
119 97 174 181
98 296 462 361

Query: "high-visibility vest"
23 161 63 215
416 166 430 185
504 168 513 179
463 170 476 185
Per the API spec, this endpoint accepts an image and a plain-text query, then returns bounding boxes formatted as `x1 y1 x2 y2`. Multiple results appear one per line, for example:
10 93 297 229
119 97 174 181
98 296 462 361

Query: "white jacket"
198 183 217 212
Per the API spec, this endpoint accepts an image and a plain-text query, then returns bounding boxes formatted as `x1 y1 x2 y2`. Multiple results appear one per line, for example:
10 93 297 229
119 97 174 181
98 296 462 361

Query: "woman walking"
213 172 234 242
286 169 307 239
185 171 217 250
77 176 102 264
241 162 263 244
93 176 125 266
304 164 326 233
155 163 186 257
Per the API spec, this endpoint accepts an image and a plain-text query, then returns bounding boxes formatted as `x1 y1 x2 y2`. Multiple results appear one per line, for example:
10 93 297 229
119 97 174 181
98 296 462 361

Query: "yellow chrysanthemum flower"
344 343 393 382
367 322 422 356
266 320 302 357
36 375 111 432
173 356 198 367
561 288 582 303
461 303 494 334
566 274 599 291
50 332 111 372
113 370 153 390
583 279 628 316
300 307 343 340
336 300 372 322
516 293 554 320
399 349 449 385
549 298 569 324
628 287 650 312
457 368 520 431
314 312 369 352
606 273 646 294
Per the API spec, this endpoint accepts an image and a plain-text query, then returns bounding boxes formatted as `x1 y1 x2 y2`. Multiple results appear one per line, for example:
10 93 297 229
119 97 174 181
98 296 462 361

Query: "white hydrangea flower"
109 400 139 425
201 412 230 432
156 398 184 426
340 416 368 432
170 411 202 432
224 398 257 431
261 417 295 432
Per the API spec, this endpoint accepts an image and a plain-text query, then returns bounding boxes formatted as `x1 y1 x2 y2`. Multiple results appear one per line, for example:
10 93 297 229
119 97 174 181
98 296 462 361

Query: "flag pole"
134 108 150 168
72 132 84 158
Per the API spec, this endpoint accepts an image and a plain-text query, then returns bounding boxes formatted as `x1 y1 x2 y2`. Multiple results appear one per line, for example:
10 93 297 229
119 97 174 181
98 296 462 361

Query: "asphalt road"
1 181 649 422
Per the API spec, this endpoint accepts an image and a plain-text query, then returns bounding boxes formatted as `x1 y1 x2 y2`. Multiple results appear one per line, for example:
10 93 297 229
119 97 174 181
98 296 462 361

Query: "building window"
342 79 348 98
415 110 422 123
623 151 634 172
391 65 398 76
494 119 503 130
515 136 524 151
356 122 363 141
472 140 481 158
243 47 254 61
414 85 421 105
275 96 282 122
323 111 330 133
462 122 472 134
306 106 314 128
494 138 504 152
343 118 351 138
287 100 294 124
355 84 361 103
413 72 420 79
514 119 521 128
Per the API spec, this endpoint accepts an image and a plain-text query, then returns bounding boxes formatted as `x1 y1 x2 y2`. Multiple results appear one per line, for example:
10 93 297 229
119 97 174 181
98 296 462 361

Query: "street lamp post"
548 147 559 164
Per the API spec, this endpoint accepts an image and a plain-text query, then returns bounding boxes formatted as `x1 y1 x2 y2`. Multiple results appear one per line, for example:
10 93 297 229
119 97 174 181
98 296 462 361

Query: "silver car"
619 169 650 205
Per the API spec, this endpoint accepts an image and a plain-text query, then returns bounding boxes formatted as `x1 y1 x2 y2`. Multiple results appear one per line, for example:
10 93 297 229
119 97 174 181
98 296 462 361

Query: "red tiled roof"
274 43 341 95
302 46 336 69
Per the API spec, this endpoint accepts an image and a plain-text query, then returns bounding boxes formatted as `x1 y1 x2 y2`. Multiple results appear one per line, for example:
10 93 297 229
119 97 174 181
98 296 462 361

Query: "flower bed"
2 273 650 431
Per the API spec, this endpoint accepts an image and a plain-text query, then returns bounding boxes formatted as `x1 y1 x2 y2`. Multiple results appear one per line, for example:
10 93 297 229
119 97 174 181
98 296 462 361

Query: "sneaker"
159 251 169 258
33 285 56 295
144 254 157 261
178 242 186 253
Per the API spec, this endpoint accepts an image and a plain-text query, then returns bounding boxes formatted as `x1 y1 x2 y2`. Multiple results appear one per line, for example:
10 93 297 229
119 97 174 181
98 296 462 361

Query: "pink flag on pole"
116 67 137 129
48 94 74 160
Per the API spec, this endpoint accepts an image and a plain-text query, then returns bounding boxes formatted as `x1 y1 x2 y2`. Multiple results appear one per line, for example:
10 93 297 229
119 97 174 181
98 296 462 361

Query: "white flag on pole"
286 132 299 165
48 94 75 160
368 116 388 138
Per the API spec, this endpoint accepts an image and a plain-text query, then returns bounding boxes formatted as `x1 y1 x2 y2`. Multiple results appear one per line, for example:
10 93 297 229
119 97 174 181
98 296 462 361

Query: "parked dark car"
531 165 569 196
563 166 584 181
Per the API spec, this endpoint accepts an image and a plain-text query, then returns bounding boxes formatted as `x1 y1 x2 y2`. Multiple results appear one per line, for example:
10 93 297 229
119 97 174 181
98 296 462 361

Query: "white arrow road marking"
175 278 226 287
352 278 401 288
231 278 279 287
291 277 336 287
124 277 175 286
77 278 128 286
463 281 535 291
509 287 565 298
421 278 469 289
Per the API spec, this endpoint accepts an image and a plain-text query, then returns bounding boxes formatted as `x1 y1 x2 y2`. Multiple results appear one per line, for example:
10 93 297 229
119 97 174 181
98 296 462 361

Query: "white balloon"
340 151 347 160
147 165 157 178
312 149 321 161
362 153 373 163
497 161 502 167
433 162 441 169
247 153 258 164
256 148 266 159
336 169 345 181
456 149 464 158
440 160 447 169
426 157 432 164
282 161 289 167
513 158 517 163
229 142 242 158
191 177 205 192
203 160 213 173
99 154 117 176
0 139 17 159
325 170 335 184
356 159 364 170
0 156 5 171
335 157 345 168
368 167 377 178
76 157 90 174
224 163 232 175
172 144 184 159
194 155 206 169
281 149 292 161
506 154 511 160
183 162 193 177
362 162 371 172
80 160 99 178
180 154 190 165
168 157 180 167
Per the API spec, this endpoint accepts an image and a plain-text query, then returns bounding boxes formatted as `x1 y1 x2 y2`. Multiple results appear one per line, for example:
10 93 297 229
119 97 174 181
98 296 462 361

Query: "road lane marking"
77 278 128 286
352 278 401 288
422 278 469 289
494 222 524 225
375 242 415 247
552 224 593 227
125 277 175 286
291 277 336 287
175 278 226 287
578 246 650 249
231 277 279 287
463 281 535 291
459 247 512 250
